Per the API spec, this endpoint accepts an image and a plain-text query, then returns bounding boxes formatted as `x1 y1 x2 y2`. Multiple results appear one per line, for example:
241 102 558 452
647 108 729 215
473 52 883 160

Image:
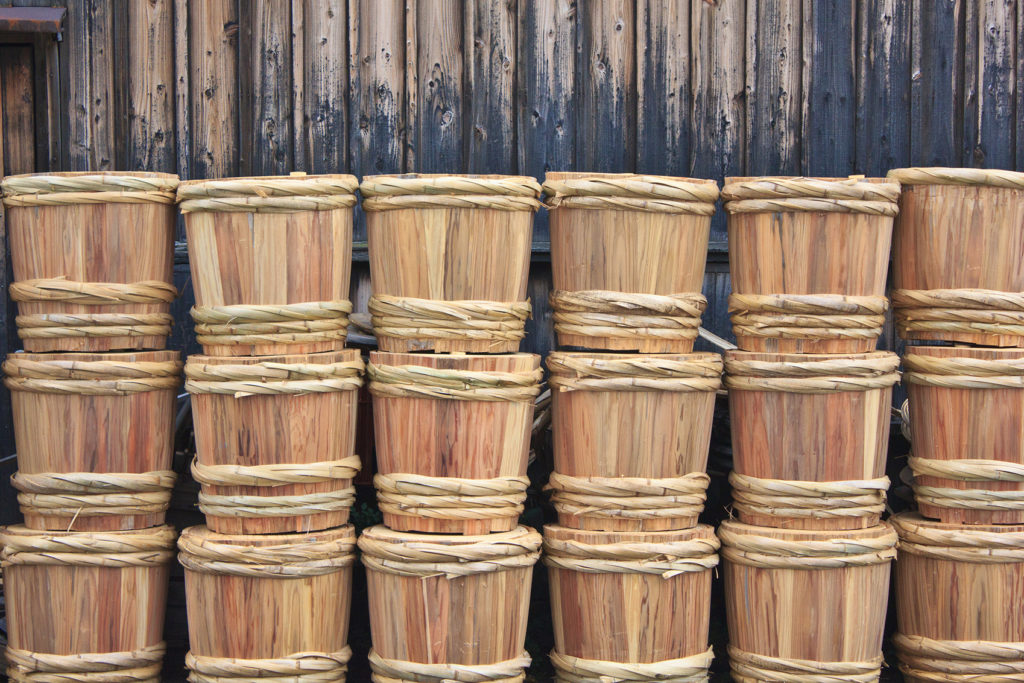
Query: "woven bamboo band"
0 525 176 567
546 195 716 215
15 312 174 340
909 455 1024 511
374 473 528 520
368 295 531 346
547 353 722 393
4 356 181 380
12 470 176 517
729 472 889 520
546 473 709 521
197 487 356 518
368 649 530 683
363 194 540 211
893 514 1024 563
718 522 897 569
186 360 363 397
3 173 179 195
191 300 352 346
5 642 166 682
725 197 897 215
361 175 541 197
543 534 719 578
910 456 1024 483
178 176 359 199
192 457 361 487
893 633 1024 681
729 293 888 341
178 531 355 577
550 290 707 342
724 354 900 394
888 167 1024 188
903 351 1024 388
894 289 1024 338
179 194 357 213
549 648 714 683
723 177 900 202
543 175 720 201
727 647 882 683
186 647 352 682
358 526 542 578
10 278 178 305
368 363 542 403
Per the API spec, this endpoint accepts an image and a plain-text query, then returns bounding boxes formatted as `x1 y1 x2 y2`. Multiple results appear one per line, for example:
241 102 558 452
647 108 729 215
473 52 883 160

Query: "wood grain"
295 0 347 175
465 0 516 174
636 0 689 175
188 0 239 179
66 0 114 171
0 46 35 175
239 0 292 176
126 0 176 173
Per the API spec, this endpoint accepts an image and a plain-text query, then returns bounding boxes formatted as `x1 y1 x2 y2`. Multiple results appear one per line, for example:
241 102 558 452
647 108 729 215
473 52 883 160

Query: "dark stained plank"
855 0 911 176
746 0 801 176
294 0 347 174
188 0 239 179
0 6 64 32
575 0 635 172
465 0 516 173
66 0 115 171
173 0 190 180
964 0 1015 169
239 0 293 175
405 0 464 172
125 0 176 172
801 0 855 176
910 0 963 167
636 0 689 175
0 45 35 175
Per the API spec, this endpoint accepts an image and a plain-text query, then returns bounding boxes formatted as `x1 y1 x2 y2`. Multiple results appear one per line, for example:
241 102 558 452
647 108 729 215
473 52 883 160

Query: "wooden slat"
464 0 516 173
801 0 856 176
0 45 35 175
125 0 175 172
188 0 239 179
636 0 689 175
910 0 963 167
405 0 463 172
855 0 911 175
66 0 115 171
293 0 347 174
575 0 635 172
746 0 801 176
690 0 744 241
239 0 292 175
964 0 1015 169
173 0 190 180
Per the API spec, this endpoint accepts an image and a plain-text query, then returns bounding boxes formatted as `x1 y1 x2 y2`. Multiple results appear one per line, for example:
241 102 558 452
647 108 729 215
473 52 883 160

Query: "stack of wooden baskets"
175 173 362 681
720 176 902 681
542 173 722 681
357 174 544 683
0 172 183 681
888 167 1024 681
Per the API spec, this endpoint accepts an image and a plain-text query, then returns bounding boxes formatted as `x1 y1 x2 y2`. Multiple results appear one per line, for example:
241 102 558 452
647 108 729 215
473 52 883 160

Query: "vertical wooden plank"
405 0 463 172
636 0 689 175
575 0 635 172
690 0 744 242
189 0 239 179
294 0 347 174
855 0 911 176
746 0 801 176
65 0 116 170
910 0 963 166
124 0 177 172
173 0 191 179
239 0 293 175
31 33 62 170
0 46 36 175
964 0 1015 169
1019 0 1024 171
801 0 856 176
464 0 516 173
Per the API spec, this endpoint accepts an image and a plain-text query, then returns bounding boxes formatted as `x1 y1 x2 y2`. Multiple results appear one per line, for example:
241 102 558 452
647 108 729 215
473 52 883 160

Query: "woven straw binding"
177 529 356 578
191 300 352 347
545 195 716 214
368 363 542 403
724 352 900 394
361 175 541 198
729 293 888 342
718 521 897 569
894 288 1024 338
192 456 361 488
6 642 166 683
374 473 528 521
186 647 352 682
551 290 707 343
3 356 183 396
727 646 883 683
722 177 900 202
368 295 531 347
547 352 722 393
888 167 1024 188
543 174 719 201
185 359 363 397
903 351 1024 388
177 175 359 199
543 532 719 578
368 650 530 683
546 472 709 522
729 472 889 520
909 456 1024 512
197 488 356 519
893 633 1024 682
892 513 1024 563
15 312 173 341
12 470 176 518
549 648 714 683
179 194 357 213
3 172 179 196
0 525 177 567
10 278 178 305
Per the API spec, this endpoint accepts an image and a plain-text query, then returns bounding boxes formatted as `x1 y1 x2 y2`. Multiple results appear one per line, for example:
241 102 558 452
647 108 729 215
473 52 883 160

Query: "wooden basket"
547 352 721 531
179 174 358 356
903 345 1024 524
889 167 1024 347
358 524 540 683
3 351 182 531
892 513 1024 682
722 176 899 353
544 524 718 681
180 524 356 681
1 172 179 352
719 520 896 682
186 350 363 534
368 351 541 534
724 351 899 530
1 524 175 681
360 174 540 353
544 173 719 353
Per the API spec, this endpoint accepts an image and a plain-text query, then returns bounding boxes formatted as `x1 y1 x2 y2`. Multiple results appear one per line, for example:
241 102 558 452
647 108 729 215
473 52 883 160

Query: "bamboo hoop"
368 650 530 683
727 646 883 683
179 194 357 213
3 356 182 380
722 177 900 202
543 533 719 578
729 472 889 520
542 174 720 202
177 175 359 199
178 526 356 578
186 648 351 682
374 473 528 521
910 456 1024 482
887 167 1024 188
186 360 363 396
546 195 716 214
546 473 709 522
550 290 706 343
903 351 1024 388
361 174 541 198
894 289 1024 338
2 172 179 196
724 353 900 394
368 362 542 402
718 520 897 569
0 525 176 567
548 649 714 683
9 278 178 305
368 295 531 347
191 301 352 347
362 194 540 212
893 634 1024 682
729 293 888 342
192 457 361 488
6 642 166 682
546 352 721 393
12 470 176 518
197 488 356 519
892 514 1024 564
